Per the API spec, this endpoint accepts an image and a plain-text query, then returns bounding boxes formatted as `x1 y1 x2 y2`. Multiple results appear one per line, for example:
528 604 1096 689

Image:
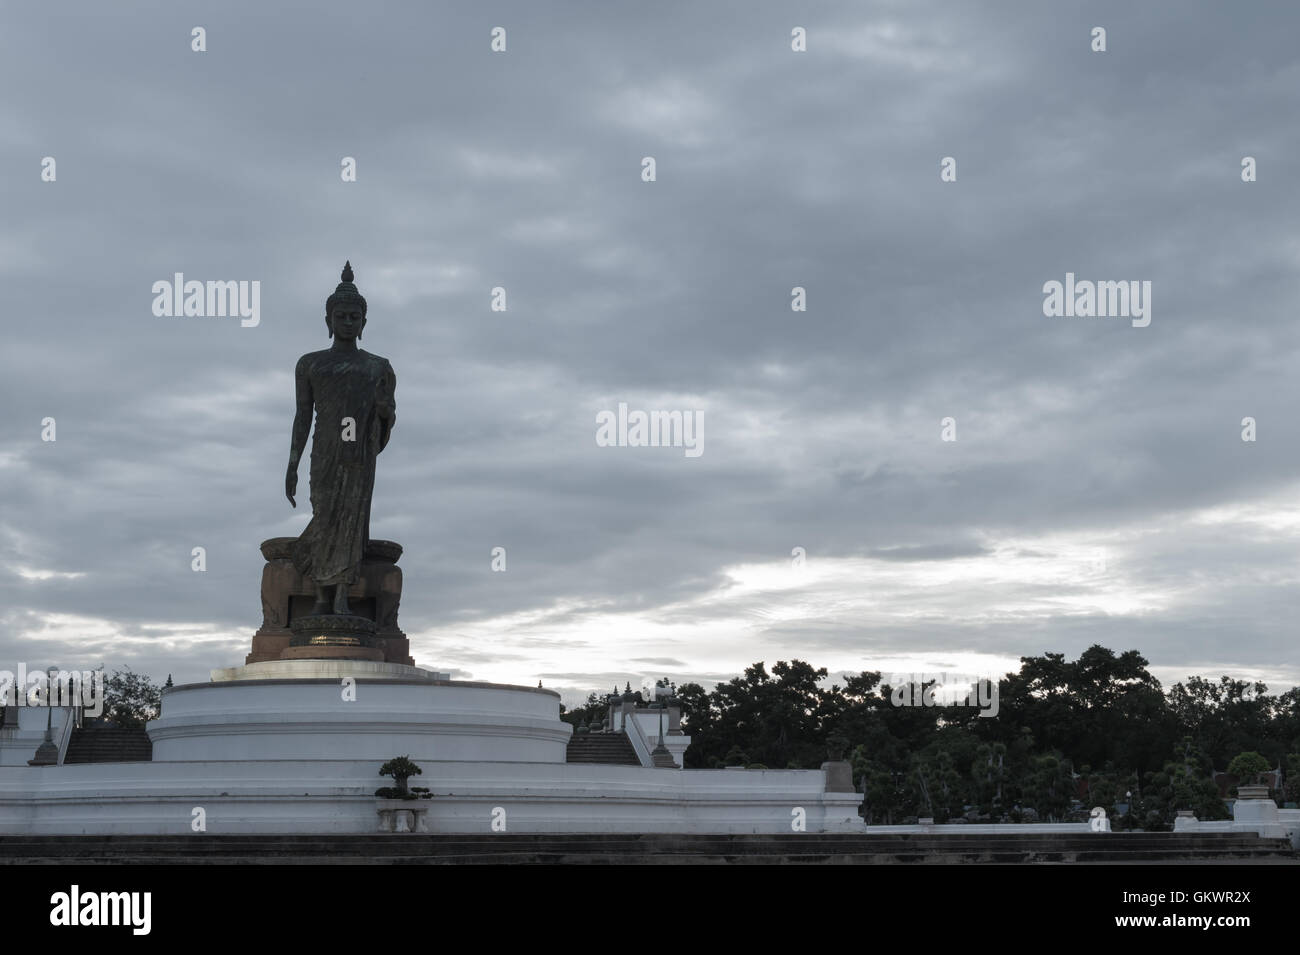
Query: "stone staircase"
62 726 152 764
565 731 640 765
0 832 1291 865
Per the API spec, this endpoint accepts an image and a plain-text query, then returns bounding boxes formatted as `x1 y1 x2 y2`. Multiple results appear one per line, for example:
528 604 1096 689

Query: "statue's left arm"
377 360 396 453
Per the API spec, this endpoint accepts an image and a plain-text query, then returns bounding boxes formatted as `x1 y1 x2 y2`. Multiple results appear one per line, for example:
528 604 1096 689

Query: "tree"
679 660 841 769
1168 676 1276 766
378 756 422 796
1226 751 1270 791
913 745 966 822
1023 754 1073 822
989 646 1174 776
562 691 607 729
853 745 908 824
971 742 1009 818
100 666 162 728
1085 770 1120 819
1284 753 1300 806
654 650 1295 825
1165 737 1230 821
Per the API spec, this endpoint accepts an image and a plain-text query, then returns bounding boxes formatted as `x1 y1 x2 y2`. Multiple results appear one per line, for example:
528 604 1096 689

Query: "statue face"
328 303 366 341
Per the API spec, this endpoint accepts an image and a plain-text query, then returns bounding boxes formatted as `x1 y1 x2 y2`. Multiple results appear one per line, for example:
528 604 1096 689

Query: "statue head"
325 261 367 341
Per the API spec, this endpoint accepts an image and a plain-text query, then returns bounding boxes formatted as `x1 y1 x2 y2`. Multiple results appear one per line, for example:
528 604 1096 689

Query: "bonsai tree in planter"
1226 751 1271 796
377 755 424 800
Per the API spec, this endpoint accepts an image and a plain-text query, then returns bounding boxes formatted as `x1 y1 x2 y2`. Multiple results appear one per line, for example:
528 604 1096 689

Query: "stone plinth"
280 644 385 662
1232 788 1283 833
285 613 383 662
376 800 431 833
821 760 854 793
247 537 412 665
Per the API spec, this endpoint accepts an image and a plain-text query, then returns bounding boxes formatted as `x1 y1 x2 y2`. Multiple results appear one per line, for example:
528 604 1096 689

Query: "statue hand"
285 464 297 507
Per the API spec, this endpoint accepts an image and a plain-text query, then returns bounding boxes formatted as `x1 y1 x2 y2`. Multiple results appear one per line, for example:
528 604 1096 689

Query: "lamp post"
29 668 60 766
650 695 676 768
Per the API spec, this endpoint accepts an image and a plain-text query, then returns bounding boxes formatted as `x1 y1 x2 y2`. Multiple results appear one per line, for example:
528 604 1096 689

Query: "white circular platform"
148 659 572 763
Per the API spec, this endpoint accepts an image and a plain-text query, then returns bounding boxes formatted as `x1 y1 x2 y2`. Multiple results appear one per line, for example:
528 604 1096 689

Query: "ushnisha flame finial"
325 260 366 319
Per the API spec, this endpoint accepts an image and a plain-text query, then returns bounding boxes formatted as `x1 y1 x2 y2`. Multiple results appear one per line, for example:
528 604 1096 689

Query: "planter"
1236 784 1271 800
375 798 430 833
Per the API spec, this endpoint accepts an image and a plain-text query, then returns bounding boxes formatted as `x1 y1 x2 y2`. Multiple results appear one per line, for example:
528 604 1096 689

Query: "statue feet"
310 581 353 616
311 583 330 616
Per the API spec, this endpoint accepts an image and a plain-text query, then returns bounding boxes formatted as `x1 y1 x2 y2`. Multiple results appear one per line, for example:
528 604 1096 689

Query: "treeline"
571 646 1300 828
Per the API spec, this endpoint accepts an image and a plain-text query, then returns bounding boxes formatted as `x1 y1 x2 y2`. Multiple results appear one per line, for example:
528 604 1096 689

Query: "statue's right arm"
287 356 313 506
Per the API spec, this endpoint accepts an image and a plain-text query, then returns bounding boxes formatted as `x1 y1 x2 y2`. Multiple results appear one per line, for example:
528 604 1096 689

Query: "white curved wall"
148 677 572 764
0 759 860 834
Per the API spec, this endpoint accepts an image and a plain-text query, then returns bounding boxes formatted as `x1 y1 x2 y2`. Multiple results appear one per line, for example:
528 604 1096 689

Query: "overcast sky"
3 1 1299 707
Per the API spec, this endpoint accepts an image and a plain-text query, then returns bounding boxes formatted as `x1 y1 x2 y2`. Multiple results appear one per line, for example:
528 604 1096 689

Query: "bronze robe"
291 348 396 587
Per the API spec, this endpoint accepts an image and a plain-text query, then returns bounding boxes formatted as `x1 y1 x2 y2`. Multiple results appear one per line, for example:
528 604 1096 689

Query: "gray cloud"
2 1 1298 707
